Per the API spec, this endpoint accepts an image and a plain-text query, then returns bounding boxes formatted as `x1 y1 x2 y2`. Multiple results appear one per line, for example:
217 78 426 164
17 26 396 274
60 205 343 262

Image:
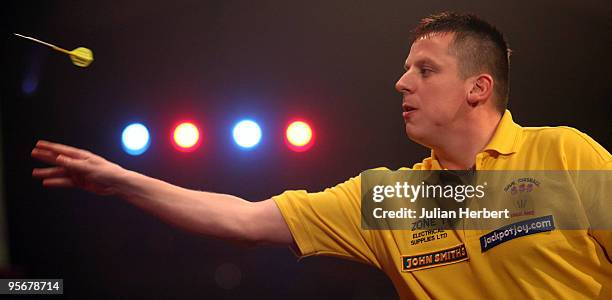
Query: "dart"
13 33 94 67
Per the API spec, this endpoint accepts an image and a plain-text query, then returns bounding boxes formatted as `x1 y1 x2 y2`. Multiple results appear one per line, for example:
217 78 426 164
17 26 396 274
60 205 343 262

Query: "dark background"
1 0 610 299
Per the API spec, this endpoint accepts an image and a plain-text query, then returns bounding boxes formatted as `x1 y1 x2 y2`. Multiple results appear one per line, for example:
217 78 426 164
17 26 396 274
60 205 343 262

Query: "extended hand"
31 140 126 196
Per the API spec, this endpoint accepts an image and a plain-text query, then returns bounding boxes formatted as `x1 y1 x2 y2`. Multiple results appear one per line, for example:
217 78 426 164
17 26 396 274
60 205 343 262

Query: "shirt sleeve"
272 174 381 268
564 129 612 261
586 160 612 262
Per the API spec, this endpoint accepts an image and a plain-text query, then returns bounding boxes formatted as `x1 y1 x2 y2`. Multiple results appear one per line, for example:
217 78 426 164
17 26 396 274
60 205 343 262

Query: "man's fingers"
42 177 75 188
54 155 89 172
35 140 90 159
32 167 67 178
31 148 60 165
32 149 89 174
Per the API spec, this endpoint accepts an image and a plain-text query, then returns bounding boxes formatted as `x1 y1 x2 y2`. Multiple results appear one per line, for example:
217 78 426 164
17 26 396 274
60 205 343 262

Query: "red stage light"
285 120 314 152
172 121 202 152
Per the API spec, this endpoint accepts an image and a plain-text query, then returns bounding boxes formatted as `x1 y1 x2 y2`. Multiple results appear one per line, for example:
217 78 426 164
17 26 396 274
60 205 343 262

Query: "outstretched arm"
31 140 293 246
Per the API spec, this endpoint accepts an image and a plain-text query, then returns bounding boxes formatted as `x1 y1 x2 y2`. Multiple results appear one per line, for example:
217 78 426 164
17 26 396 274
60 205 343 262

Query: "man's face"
395 33 470 148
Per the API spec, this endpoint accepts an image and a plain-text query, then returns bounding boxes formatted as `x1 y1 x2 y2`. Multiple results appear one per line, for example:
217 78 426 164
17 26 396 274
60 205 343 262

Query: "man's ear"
467 74 494 107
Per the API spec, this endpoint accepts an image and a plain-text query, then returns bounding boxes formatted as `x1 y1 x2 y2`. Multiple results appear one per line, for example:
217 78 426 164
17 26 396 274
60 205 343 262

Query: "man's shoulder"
520 125 610 167
522 125 607 153
523 124 591 138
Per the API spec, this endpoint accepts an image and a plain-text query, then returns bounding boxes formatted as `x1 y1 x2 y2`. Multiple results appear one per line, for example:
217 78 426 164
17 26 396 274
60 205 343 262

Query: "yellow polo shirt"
272 110 612 299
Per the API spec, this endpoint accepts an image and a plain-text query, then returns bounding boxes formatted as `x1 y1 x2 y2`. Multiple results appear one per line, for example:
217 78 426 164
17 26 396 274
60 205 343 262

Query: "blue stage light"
121 123 150 155
232 120 262 149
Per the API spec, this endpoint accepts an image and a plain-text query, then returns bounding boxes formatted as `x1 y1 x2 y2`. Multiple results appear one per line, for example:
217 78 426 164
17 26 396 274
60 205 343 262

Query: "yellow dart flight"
14 33 94 67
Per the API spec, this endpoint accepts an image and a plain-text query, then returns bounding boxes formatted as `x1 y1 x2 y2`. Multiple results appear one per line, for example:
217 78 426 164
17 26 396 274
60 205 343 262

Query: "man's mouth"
402 104 417 117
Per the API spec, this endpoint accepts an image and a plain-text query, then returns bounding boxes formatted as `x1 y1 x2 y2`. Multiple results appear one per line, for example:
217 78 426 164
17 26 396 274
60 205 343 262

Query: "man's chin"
405 126 430 148
405 126 422 143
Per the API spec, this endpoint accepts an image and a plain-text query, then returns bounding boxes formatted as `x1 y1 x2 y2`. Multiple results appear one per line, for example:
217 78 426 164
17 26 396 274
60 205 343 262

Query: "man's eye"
420 68 433 76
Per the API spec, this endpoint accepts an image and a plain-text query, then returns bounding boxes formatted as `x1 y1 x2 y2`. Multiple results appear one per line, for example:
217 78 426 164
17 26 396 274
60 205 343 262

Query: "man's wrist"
110 168 140 198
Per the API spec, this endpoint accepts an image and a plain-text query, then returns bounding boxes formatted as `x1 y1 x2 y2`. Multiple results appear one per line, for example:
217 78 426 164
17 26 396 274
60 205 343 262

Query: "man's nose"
395 71 414 94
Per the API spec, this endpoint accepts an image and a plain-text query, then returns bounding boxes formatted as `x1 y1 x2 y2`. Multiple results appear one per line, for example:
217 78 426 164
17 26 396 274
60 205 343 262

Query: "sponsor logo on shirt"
411 217 459 231
504 177 539 217
401 244 468 272
480 215 555 252
410 228 448 245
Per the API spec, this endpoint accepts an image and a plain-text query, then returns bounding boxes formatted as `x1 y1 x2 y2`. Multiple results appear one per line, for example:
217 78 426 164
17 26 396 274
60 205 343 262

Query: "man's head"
395 12 511 148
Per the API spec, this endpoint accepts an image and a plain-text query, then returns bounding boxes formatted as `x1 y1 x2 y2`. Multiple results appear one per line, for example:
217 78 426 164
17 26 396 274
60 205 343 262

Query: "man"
31 12 610 298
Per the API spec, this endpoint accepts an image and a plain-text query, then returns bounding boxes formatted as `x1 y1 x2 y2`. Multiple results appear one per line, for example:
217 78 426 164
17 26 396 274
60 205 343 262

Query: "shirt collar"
482 109 522 155
424 110 522 169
